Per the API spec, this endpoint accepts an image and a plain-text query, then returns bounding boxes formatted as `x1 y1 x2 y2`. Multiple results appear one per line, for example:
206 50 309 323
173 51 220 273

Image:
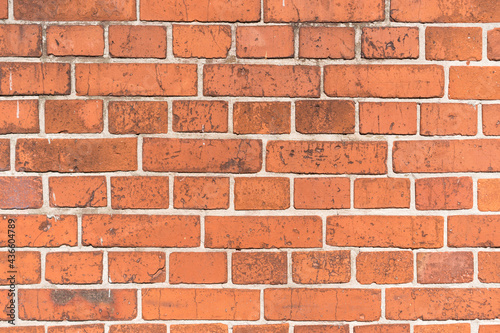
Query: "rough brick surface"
46 26 104 56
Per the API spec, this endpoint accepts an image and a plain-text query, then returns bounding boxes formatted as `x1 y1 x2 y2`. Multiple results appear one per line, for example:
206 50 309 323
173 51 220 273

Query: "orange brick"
109 25 166 58
0 100 39 134
48 325 105 333
356 251 413 284
171 324 228 333
354 178 410 209
415 177 473 210
111 176 169 209
299 27 355 59
0 139 9 171
173 25 231 58
109 324 166 333
108 101 168 134
480 326 500 333
294 177 350 209
449 67 500 100
488 28 500 60
108 252 166 283
295 326 349 333
420 103 477 136
232 252 287 285
174 177 229 210
172 101 228 133
170 252 227 284
0 251 40 284
205 216 322 249
325 65 444 98
0 328 44 333
327 216 444 248
417 252 473 284
204 65 320 97
233 102 291 134
46 25 104 56
360 102 417 135
45 100 103 134
0 0 6 18
0 177 42 209
478 179 500 211
267 141 387 174
82 215 200 248
483 104 500 135
49 176 106 208
46 252 103 284
293 251 350 284
414 324 470 333
426 27 482 60
19 289 137 320
479 252 500 283
362 27 419 59
355 325 410 333
0 25 41 57
234 177 290 210
295 100 355 134
448 215 500 247
237 26 294 58
75 63 197 96
233 325 288 333
142 288 260 320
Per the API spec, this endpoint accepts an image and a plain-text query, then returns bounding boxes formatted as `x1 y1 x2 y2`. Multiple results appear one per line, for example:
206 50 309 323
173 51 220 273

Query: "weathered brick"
478 179 500 211
483 104 500 135
237 26 294 58
448 215 499 247
294 177 350 209
48 325 105 333
295 326 349 333
233 102 290 134
0 140 9 171
417 252 473 284
233 325 288 333
0 25 41 57
362 27 419 59
170 252 227 284
46 26 104 56
295 100 355 134
420 103 477 136
174 177 229 210
108 252 166 283
478 252 500 283
45 252 103 284
354 178 410 209
172 101 228 133
171 325 228 333
234 177 290 210
109 324 166 333
0 63 70 95
480 326 500 333
0 251 40 284
0 177 42 209
426 27 482 61
356 251 413 284
488 28 500 60
0 328 44 333
108 101 168 134
232 252 287 285
45 100 103 134
173 25 231 58
111 176 169 209
0 100 39 134
299 27 355 59
414 324 470 333
415 177 473 210
449 67 500 100
109 25 166 58
293 251 350 284
354 325 410 333
360 102 417 135
49 176 107 208
0 0 6 18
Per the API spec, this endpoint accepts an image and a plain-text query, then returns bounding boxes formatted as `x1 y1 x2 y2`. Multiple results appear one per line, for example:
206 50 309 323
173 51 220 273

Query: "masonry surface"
0 0 499 332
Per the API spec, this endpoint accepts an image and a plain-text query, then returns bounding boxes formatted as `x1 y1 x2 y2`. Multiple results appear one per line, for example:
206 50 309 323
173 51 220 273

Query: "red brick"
415 177 473 210
299 27 355 59
448 215 499 248
233 325 288 333
325 65 444 98
0 0 6 18
171 324 228 333
233 102 290 134
237 26 294 58
205 216 322 249
426 27 482 61
391 0 500 22
232 252 287 285
0 100 39 134
294 177 350 209
0 63 70 95
355 178 410 209
293 251 350 284
386 288 500 320
480 326 500 333
111 176 169 209
355 325 410 333
45 252 103 284
0 25 41 57
327 216 444 248
140 0 260 22
109 25 166 58
143 138 262 173
295 326 349 333
483 104 500 135
49 176 107 208
417 252 473 284
108 101 168 134
0 290 11 320
0 140 8 171
449 67 500 100
174 177 229 210
420 103 477 136
48 325 105 333
173 25 231 58
264 288 381 321
362 27 419 59
108 252 166 283
234 177 289 210
82 215 200 248
0 215 77 247
0 251 40 284
76 63 197 96
46 26 104 56
478 179 500 211
295 100 355 134
393 139 500 173
0 177 42 209
488 29 500 60
172 101 228 133
204 65 320 97
170 252 227 284
16 138 137 172
19 289 137 320
479 252 500 283
0 328 44 333
109 324 166 333
414 324 470 333
360 102 417 135
45 100 103 134
356 251 413 284
264 0 384 22
266 141 387 174
142 288 260 320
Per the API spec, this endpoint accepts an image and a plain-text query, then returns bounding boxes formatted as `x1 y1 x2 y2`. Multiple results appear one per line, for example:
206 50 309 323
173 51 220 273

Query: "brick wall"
0 0 499 332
